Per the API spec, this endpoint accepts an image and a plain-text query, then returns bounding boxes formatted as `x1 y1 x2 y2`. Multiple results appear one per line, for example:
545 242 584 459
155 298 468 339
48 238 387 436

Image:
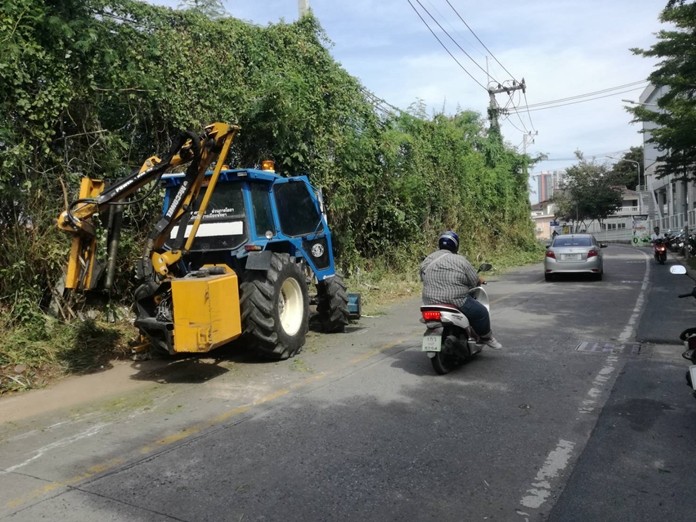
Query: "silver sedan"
544 233 606 281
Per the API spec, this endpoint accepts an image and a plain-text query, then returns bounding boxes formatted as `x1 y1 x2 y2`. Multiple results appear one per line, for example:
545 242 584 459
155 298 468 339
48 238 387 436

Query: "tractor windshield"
166 183 247 252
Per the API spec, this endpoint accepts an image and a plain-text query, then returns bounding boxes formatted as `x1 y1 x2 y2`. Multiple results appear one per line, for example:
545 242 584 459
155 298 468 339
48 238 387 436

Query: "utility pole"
522 130 538 180
298 0 309 17
488 79 526 137
522 130 537 155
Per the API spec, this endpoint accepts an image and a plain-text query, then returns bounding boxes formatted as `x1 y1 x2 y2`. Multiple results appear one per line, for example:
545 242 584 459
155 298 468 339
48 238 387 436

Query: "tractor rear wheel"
316 275 350 333
240 253 309 360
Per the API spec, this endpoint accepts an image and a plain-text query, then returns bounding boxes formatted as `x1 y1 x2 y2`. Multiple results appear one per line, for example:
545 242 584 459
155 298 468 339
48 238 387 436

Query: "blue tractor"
59 124 355 361
159 162 355 360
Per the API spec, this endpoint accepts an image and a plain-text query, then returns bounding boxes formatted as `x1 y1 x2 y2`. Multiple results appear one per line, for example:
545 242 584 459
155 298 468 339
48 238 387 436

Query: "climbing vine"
0 0 537 326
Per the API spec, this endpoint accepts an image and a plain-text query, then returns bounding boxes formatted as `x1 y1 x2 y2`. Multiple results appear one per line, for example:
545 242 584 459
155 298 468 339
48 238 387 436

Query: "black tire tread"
240 253 308 359
431 352 458 375
316 275 350 333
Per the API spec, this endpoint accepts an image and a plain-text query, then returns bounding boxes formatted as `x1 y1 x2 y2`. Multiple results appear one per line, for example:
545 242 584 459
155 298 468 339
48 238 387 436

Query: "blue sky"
150 1 666 201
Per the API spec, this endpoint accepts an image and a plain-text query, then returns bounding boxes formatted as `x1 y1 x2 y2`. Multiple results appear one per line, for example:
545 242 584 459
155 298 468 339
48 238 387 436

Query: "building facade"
531 189 642 242
535 171 565 202
641 84 696 235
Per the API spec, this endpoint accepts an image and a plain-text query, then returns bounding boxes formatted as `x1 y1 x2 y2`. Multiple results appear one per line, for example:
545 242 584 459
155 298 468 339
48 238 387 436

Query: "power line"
360 87 407 116
407 0 488 92
509 80 647 132
413 0 499 85
441 0 537 135
505 86 646 113
532 149 633 163
522 81 649 109
444 0 518 83
409 0 533 136
498 89 531 134
506 114 529 135
497 86 535 134
521 90 536 132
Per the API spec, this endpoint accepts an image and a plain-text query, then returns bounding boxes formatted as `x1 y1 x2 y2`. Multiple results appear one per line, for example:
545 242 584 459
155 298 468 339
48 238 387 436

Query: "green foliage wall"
0 0 536 322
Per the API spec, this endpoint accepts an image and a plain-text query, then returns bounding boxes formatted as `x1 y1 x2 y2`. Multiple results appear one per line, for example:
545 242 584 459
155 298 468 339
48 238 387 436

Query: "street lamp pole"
623 159 642 214
622 99 659 107
608 155 642 213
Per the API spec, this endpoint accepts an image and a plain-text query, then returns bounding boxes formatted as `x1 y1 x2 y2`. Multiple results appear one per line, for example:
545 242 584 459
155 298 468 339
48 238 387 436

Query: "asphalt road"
1 244 695 521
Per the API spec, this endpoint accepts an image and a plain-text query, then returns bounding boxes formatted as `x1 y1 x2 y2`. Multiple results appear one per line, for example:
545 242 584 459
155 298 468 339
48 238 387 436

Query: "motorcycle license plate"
690 366 696 391
422 333 442 352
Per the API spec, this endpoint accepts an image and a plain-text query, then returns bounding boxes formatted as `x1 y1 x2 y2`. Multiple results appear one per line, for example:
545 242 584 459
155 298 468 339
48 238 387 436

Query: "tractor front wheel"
240 253 309 360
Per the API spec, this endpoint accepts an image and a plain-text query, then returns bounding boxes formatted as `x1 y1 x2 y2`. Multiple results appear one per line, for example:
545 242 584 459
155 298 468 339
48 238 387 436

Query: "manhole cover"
575 341 642 355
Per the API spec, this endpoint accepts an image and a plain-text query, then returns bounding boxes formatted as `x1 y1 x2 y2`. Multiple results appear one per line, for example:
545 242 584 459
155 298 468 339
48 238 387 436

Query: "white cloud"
148 0 667 199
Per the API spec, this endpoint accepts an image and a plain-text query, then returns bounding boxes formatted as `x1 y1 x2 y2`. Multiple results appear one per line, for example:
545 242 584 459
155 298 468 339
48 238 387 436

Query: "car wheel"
545 273 553 282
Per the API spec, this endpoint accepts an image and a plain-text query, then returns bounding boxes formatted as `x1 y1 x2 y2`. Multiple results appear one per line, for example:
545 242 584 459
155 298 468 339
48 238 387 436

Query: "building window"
603 223 627 231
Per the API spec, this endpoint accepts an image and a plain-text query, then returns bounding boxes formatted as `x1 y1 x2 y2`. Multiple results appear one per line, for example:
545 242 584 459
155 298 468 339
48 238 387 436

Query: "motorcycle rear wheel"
431 352 461 375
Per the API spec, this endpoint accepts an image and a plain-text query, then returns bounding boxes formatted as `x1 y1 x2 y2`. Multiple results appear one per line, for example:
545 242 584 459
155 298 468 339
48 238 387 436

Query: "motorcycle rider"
420 231 503 350
651 226 664 243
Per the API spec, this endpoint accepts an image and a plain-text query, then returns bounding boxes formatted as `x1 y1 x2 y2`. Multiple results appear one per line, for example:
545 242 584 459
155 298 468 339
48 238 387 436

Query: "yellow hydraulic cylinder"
62 177 105 290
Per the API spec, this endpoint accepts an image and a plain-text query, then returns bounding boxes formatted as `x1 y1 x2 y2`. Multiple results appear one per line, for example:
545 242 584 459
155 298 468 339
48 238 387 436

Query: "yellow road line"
4 342 405 512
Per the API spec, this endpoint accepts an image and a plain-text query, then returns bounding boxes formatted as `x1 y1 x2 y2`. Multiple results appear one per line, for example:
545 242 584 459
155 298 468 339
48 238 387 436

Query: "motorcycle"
420 263 492 375
669 265 696 397
667 231 683 253
653 238 667 264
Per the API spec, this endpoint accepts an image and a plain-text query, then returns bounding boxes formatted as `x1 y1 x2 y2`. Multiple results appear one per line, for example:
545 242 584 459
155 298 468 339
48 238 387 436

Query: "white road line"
518 248 651 515
2 423 109 473
519 439 576 509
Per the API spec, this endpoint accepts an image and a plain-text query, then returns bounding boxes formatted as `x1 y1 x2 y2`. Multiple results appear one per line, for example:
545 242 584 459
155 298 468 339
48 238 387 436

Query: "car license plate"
561 254 582 261
422 333 442 352
690 365 696 391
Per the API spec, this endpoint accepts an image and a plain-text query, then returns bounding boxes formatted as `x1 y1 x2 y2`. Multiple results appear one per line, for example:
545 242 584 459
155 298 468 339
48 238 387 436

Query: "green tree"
177 0 226 18
608 146 644 190
553 153 622 231
630 1 696 180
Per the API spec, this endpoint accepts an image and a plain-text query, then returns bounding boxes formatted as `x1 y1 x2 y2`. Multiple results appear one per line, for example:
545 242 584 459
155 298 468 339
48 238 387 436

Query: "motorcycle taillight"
422 310 441 322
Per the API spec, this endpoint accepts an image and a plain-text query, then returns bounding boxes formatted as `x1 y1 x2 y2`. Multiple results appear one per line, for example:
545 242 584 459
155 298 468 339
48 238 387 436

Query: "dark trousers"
459 297 491 337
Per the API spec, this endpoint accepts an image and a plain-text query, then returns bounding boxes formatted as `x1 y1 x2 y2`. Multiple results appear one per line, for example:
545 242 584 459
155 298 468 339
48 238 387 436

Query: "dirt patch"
0 360 160 424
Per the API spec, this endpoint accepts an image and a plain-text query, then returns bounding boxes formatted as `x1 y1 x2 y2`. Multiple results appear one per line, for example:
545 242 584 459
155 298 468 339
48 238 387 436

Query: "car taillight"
422 310 441 321
587 249 598 258
545 250 556 259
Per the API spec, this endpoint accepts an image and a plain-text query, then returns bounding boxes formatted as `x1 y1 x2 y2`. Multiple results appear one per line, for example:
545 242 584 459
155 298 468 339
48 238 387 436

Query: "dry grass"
0 248 542 395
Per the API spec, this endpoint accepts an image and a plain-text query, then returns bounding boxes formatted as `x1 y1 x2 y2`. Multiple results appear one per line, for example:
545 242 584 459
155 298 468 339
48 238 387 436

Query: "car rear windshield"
553 236 592 247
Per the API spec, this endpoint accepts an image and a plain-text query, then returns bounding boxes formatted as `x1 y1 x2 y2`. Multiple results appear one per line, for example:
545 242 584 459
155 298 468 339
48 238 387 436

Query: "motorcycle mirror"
478 263 493 273
670 265 687 275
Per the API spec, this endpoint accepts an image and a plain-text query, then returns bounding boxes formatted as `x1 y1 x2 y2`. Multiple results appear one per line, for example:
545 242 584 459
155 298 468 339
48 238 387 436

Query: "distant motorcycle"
420 263 492 375
653 238 667 264
670 265 696 398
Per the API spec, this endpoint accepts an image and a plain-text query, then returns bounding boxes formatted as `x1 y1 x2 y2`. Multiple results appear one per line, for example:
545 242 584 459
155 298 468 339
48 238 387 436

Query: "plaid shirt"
419 250 479 308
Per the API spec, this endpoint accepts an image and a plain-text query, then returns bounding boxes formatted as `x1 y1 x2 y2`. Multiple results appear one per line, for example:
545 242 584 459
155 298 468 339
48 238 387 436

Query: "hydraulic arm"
57 122 239 291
